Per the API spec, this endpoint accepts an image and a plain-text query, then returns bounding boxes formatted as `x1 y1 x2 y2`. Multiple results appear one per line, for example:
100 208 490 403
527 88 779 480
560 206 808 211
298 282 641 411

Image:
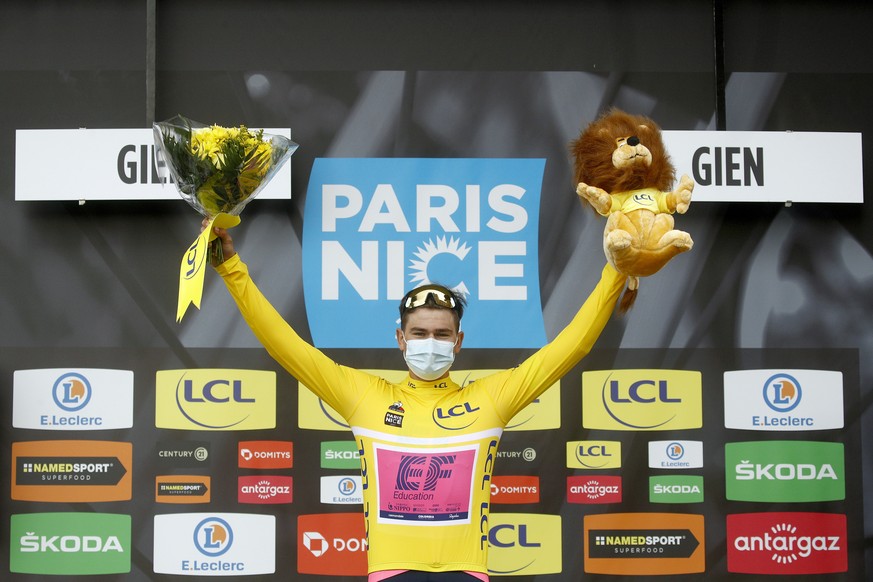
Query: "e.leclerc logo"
648 440 704 469
155 369 276 430
302 158 547 348
582 370 702 430
153 513 275 575
725 441 845 502
724 369 844 431
13 368 134 430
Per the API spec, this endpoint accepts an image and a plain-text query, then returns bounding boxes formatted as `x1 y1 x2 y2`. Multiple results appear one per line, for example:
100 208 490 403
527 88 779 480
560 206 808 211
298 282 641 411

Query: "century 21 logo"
155 370 276 431
582 370 702 431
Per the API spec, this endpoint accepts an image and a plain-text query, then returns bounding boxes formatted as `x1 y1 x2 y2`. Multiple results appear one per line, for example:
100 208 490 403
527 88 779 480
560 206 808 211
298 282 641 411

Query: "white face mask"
402 335 456 381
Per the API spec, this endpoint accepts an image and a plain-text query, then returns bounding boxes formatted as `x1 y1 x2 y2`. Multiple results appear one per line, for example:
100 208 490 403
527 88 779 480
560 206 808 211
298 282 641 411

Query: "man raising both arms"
207 219 626 581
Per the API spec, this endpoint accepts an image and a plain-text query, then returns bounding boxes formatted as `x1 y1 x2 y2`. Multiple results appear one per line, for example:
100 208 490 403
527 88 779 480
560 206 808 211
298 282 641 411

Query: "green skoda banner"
725 441 845 502
649 475 704 504
10 512 131 574
320 440 361 469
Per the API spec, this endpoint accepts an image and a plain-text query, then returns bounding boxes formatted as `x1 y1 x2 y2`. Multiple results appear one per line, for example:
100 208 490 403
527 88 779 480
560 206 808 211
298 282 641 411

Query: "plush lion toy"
571 109 694 311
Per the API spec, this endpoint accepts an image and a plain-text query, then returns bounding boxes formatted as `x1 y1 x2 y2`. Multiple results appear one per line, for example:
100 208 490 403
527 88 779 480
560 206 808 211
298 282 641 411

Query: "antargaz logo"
582 370 702 430
301 158 547 348
238 476 293 504
567 475 622 504
725 441 844 502
727 512 847 574
155 369 276 430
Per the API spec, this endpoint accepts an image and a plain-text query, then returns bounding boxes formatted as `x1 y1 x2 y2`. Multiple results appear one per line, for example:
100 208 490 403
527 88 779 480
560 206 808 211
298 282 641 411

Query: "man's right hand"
200 217 237 265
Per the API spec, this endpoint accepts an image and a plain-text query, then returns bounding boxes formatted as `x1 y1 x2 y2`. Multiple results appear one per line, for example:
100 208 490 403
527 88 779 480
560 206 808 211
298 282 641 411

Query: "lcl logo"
582 370 702 431
489 524 541 548
608 380 681 403
181 379 255 403
567 441 621 469
155 370 276 431
433 402 480 430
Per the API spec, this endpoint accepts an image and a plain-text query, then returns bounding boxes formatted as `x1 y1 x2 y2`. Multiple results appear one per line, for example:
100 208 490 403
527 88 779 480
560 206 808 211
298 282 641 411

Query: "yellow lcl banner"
176 212 240 322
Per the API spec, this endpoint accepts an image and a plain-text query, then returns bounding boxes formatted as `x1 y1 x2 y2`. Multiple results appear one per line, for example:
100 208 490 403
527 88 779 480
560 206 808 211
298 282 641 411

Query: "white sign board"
15 128 293 202
662 130 863 203
15 128 862 203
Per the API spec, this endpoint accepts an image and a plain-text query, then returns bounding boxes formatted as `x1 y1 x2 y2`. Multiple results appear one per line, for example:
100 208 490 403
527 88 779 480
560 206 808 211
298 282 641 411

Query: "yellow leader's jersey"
606 187 674 215
217 254 625 575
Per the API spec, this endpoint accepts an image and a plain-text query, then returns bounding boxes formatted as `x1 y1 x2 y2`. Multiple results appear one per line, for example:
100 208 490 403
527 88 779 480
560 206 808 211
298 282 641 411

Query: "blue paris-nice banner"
302 158 547 348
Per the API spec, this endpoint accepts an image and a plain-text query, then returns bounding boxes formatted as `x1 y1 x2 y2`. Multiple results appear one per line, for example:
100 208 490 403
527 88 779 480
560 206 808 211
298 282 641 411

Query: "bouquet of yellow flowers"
153 115 298 321
154 115 297 220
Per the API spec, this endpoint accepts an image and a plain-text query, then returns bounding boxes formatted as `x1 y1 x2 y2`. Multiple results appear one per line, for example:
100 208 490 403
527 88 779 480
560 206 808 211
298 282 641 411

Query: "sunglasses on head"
401 285 457 313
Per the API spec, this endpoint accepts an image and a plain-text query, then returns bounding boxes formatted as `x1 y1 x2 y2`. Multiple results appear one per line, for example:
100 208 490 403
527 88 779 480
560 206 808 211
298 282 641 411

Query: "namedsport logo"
11 440 132 502
301 158 547 348
584 513 705 575
155 475 211 503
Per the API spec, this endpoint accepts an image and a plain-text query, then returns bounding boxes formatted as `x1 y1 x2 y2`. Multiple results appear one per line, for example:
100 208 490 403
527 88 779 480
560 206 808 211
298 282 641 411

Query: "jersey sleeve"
215 254 370 418
482 263 626 422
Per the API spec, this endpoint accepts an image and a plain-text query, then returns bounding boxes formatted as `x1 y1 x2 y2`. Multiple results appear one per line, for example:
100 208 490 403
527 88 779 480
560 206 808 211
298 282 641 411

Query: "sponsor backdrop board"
3 1 873 578
0 346 862 579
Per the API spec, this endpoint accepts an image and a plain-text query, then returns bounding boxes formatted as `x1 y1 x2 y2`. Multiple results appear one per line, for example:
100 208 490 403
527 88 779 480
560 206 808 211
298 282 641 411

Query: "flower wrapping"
153 115 298 217
152 115 298 321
